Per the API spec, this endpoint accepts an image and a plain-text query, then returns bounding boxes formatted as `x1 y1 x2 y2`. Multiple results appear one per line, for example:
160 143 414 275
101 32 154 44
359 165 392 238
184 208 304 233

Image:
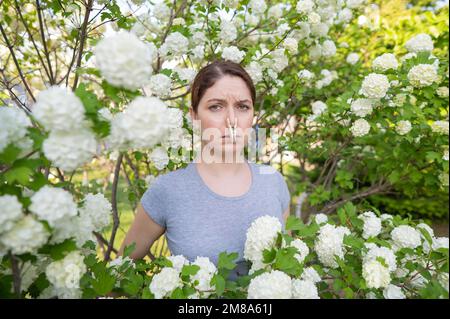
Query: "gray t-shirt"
140 160 290 278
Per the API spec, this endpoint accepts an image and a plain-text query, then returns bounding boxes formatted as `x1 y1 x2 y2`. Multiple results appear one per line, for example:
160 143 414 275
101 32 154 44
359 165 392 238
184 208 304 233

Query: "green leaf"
4 166 33 185
217 252 238 270
262 248 276 264
343 234 364 249
75 83 101 115
91 271 116 296
286 215 304 231
38 239 77 260
181 264 200 277
123 273 144 295
170 287 185 299
212 274 226 296
274 247 299 275
418 227 433 246
123 242 136 257
0 144 21 165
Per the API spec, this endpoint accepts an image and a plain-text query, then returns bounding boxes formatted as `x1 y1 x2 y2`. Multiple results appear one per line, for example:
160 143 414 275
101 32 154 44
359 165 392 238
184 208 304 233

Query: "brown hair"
190 60 256 114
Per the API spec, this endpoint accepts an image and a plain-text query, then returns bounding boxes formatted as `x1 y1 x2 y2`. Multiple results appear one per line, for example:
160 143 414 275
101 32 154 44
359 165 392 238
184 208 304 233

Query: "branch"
318 181 392 215
14 0 52 82
36 0 55 84
104 153 123 262
72 0 94 90
0 24 36 102
93 231 118 256
9 252 21 298
124 153 139 180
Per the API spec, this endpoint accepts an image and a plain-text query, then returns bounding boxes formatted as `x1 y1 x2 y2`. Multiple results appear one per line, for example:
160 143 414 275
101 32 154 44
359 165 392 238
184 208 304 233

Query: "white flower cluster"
288 239 310 263
346 53 360 65
0 195 23 233
191 257 217 297
78 193 112 231
32 86 86 132
350 98 375 117
383 284 406 299
222 46 245 63
244 215 282 274
436 86 449 98
43 130 97 172
270 49 289 73
249 0 267 16
362 259 391 289
149 73 172 98
372 53 398 72
363 244 397 272
0 107 32 153
29 185 77 227
395 120 412 135
219 20 237 43
313 213 328 225
358 211 382 239
29 186 77 226
149 255 217 299
297 69 315 83
292 279 320 299
407 64 440 88
247 269 320 299
314 223 350 268
430 120 449 135
107 96 172 150
32 86 97 171
315 69 338 89
245 61 263 84
0 215 49 255
350 118 371 137
390 225 422 250
283 38 299 54
94 31 154 90
310 100 327 120
45 251 87 299
149 146 169 170
159 32 189 58
150 267 183 299
405 33 434 53
360 73 390 99
247 270 292 299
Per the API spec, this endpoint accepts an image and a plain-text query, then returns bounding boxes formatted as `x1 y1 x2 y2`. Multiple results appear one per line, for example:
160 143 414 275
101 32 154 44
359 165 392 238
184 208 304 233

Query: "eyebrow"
206 98 252 104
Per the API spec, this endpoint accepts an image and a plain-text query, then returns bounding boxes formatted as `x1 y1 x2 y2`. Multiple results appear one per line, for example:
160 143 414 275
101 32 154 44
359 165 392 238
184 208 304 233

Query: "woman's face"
189 75 254 162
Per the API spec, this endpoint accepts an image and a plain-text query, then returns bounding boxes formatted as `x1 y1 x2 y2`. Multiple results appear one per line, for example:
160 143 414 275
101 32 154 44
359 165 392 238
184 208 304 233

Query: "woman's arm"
118 203 165 260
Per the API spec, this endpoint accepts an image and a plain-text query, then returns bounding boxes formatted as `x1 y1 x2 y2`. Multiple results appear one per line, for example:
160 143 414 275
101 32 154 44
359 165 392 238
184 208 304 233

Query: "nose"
226 107 237 127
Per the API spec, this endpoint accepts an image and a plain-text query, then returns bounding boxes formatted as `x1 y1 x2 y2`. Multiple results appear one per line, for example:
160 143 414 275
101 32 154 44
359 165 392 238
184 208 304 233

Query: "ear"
189 107 197 121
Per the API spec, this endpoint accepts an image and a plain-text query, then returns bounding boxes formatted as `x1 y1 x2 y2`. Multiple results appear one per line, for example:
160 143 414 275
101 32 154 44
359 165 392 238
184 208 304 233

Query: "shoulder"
146 164 191 193
250 162 283 182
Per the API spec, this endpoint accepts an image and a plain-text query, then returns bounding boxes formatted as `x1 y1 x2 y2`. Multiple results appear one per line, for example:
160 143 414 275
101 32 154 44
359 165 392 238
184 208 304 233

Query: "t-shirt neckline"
189 160 255 201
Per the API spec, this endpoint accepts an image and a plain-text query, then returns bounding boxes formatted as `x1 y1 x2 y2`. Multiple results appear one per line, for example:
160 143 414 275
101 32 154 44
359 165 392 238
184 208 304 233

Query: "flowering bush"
79 204 448 299
0 0 448 299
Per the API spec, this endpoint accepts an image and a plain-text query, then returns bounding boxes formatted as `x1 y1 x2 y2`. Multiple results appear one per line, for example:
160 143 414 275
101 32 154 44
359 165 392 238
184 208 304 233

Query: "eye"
238 104 251 110
209 104 222 111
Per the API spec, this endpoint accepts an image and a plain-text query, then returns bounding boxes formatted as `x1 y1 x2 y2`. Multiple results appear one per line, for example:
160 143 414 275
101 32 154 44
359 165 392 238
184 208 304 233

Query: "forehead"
201 75 252 102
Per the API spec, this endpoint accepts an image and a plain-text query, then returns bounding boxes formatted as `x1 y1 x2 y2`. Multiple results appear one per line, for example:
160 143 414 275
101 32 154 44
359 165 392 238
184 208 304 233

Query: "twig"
105 153 123 262
0 24 36 102
14 0 52 82
72 0 94 90
9 252 21 298
36 0 55 84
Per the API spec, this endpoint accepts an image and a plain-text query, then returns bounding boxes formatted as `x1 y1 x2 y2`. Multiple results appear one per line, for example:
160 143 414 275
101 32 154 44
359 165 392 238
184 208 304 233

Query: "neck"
193 152 248 177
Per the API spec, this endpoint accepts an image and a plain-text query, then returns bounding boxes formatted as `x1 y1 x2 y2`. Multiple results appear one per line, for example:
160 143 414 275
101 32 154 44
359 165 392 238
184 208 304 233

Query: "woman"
119 60 291 279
